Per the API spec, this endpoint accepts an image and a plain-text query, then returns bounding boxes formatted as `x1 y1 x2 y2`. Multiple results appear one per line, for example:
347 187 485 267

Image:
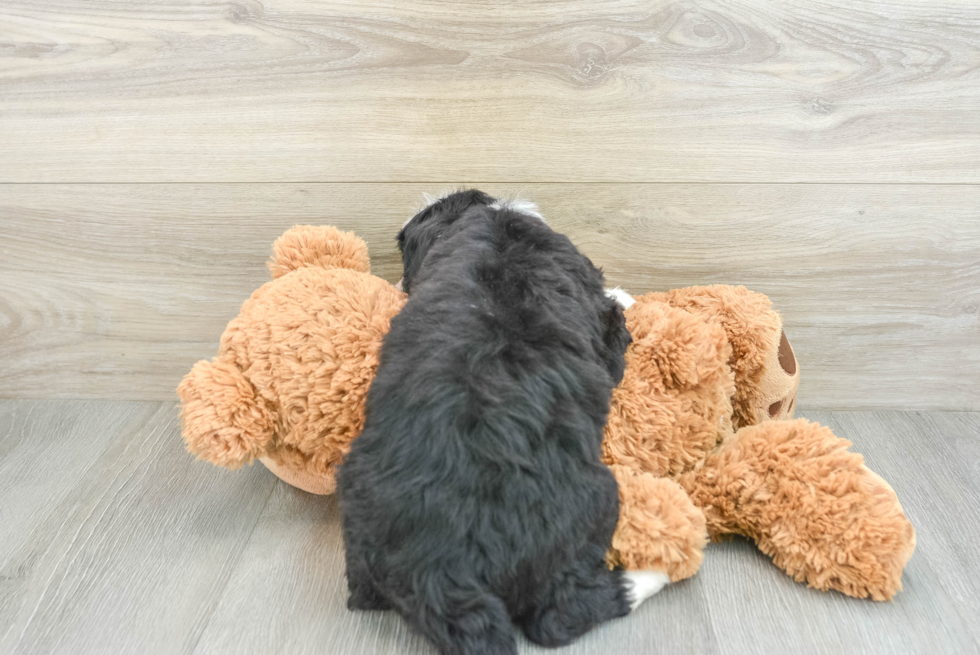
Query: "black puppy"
338 190 635 655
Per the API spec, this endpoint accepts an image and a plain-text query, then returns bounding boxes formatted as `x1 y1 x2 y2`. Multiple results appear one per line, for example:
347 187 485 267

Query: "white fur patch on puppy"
624 570 671 611
605 287 636 309
489 198 545 222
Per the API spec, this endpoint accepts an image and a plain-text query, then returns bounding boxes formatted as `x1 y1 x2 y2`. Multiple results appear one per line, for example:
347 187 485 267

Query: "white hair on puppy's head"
489 198 545 223
403 189 457 227
605 287 635 309
420 191 447 209
406 191 545 228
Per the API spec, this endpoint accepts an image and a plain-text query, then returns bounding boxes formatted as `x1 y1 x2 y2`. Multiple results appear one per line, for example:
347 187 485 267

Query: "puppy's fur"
338 190 633 655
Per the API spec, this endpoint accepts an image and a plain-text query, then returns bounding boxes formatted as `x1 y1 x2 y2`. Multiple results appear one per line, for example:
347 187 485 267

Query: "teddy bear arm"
177 353 279 469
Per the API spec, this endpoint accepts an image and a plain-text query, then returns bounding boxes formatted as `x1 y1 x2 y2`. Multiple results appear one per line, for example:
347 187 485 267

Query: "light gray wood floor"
0 400 976 654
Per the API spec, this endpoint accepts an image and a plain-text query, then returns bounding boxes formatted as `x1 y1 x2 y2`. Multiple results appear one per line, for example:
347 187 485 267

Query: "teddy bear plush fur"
601 286 916 600
178 225 407 494
178 225 915 601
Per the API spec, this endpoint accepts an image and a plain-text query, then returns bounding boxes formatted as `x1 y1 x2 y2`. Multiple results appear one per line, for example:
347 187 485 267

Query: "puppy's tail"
267 225 371 279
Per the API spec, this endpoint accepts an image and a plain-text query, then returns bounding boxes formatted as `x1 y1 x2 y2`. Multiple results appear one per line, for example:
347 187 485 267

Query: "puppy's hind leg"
394 576 516 655
520 550 631 648
344 546 392 611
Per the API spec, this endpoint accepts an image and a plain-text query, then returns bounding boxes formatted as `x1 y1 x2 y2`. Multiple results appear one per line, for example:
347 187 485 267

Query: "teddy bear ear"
177 356 277 469
267 225 371 279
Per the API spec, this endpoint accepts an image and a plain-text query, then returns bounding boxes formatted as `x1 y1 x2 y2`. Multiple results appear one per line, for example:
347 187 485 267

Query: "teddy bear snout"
778 330 797 375
768 392 797 419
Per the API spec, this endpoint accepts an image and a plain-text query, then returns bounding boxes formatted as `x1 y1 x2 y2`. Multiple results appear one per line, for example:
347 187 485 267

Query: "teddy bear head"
179 226 405 495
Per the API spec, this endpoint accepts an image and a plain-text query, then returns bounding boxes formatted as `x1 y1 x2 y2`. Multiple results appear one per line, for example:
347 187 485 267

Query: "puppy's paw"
624 570 671 611
347 587 392 611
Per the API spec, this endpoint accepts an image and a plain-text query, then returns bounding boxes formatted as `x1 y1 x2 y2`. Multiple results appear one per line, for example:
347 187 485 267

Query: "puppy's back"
339 200 631 655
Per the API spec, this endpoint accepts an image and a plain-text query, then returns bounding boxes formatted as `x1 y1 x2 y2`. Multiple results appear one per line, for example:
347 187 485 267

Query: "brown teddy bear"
178 225 915 601
601 286 915 600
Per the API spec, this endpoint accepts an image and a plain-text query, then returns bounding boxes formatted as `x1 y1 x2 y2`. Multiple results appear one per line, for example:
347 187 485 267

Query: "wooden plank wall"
1 0 978 408
2 0 979 183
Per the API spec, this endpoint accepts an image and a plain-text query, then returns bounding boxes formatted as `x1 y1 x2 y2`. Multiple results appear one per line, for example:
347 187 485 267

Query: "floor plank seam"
187 478 282 655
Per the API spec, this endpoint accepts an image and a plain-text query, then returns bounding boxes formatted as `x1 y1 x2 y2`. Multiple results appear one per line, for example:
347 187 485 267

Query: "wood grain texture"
0 399 156 626
193 483 723 655
192 484 436 655
0 400 277 655
806 409 980 646
158 411 980 655
2 402 976 654
1 0 978 183
1 183 977 409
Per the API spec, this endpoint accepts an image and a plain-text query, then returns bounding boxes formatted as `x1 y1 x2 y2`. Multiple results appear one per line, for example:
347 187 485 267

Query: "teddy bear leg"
177 355 278 468
679 420 916 600
606 466 708 593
